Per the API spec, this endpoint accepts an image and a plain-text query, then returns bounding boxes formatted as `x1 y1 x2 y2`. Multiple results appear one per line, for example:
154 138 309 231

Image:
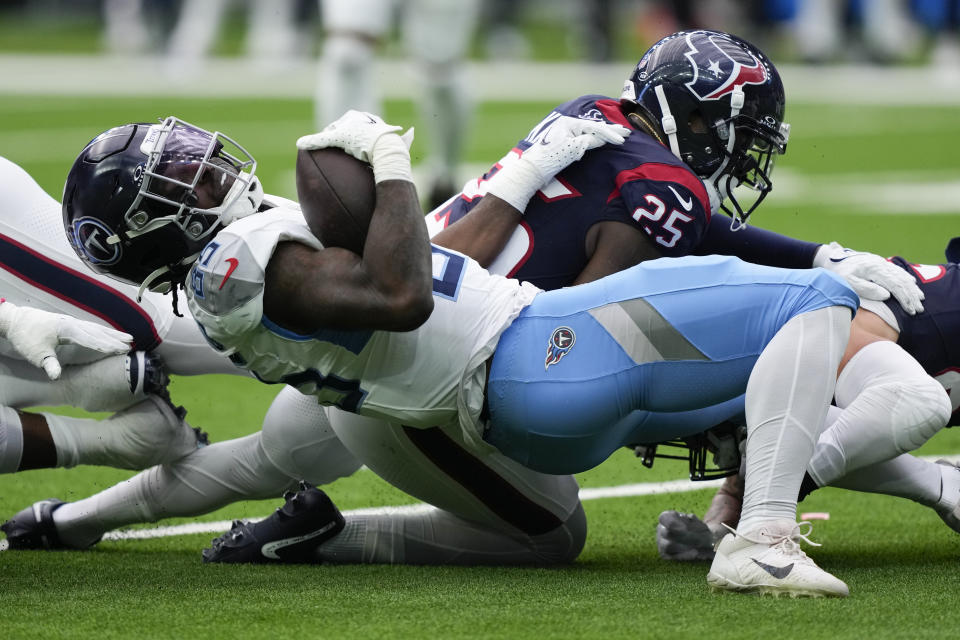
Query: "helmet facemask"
121 117 262 296
704 104 789 229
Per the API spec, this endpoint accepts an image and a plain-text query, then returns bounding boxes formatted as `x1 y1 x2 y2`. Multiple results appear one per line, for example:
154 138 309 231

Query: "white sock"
53 432 298 548
318 503 586 566
0 406 23 473
829 454 948 508
738 306 849 533
45 397 196 470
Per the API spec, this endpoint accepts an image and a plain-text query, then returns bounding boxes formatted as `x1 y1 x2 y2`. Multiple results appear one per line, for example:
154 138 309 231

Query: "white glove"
296 110 414 184
486 115 630 212
0 300 133 380
813 242 925 315
656 511 721 562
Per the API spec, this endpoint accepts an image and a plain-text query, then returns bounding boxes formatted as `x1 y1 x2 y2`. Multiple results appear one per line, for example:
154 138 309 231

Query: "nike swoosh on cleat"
260 520 340 560
751 557 794 579
829 256 851 263
668 185 693 211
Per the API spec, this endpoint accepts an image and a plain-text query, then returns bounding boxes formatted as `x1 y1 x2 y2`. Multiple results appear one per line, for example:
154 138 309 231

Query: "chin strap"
135 254 198 318
137 265 173 302
705 86 747 230
654 85 681 160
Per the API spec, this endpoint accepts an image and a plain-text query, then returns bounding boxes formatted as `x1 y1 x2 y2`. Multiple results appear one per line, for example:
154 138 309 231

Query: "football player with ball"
5 30 949 600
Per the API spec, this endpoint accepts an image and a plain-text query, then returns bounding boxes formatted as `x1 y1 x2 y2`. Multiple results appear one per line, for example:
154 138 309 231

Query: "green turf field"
2 93 960 639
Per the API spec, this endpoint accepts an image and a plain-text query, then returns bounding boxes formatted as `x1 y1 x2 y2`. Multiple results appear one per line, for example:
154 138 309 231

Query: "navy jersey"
885 257 960 424
428 95 712 291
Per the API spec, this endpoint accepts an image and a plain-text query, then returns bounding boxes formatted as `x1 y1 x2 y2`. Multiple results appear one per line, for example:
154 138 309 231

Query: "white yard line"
0 453 943 545
1 453 958 549
98 477 727 542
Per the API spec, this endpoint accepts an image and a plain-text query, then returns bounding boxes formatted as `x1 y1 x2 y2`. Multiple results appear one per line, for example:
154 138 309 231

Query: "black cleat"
126 351 170 399
1 499 72 549
201 482 345 564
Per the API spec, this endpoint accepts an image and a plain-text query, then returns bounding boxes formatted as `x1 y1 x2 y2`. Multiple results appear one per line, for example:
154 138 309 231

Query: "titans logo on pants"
545 326 576 371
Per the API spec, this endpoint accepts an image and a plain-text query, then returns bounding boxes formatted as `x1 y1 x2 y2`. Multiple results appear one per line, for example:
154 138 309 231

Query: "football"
295 147 375 255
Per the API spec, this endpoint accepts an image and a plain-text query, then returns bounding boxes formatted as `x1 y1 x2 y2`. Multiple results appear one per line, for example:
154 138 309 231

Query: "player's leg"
321 412 585 565
165 0 229 63
708 305 852 597
315 0 393 128
3 386 358 549
205 410 586 566
0 393 202 476
806 340 951 488
244 0 303 62
402 0 480 207
0 349 166 412
828 455 960 533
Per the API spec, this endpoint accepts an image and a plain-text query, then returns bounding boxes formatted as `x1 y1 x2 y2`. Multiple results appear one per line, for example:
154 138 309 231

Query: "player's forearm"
431 195 522 268
694 215 820 268
363 180 434 329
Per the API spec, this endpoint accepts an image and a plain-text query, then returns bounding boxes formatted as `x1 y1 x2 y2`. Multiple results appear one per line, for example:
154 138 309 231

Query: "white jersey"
0 156 247 374
186 208 539 443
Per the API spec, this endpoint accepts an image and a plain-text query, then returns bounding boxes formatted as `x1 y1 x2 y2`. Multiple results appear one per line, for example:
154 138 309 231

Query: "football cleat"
707 520 848 598
201 482 345 564
657 511 718 562
126 350 170 398
0 499 84 550
935 459 960 534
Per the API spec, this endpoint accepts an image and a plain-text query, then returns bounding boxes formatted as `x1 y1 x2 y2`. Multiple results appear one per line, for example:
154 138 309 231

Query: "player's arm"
431 194 520 268
0 298 132 380
697 215 925 314
267 112 434 334
694 216 820 267
574 221 661 285
432 114 629 267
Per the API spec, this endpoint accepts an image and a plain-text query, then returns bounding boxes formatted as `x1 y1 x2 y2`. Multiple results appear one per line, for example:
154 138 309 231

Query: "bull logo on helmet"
683 32 768 101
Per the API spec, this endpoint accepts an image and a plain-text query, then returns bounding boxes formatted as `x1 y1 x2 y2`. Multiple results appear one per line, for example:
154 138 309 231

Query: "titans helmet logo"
545 326 576 371
683 32 767 101
71 217 121 265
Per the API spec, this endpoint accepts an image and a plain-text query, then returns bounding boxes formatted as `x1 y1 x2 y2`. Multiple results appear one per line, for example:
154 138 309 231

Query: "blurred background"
0 0 958 260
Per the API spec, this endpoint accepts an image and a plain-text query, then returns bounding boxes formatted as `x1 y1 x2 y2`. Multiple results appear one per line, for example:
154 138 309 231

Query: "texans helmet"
621 30 790 227
62 116 263 296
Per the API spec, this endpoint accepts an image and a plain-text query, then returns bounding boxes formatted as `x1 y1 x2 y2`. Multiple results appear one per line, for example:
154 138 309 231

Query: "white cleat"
707 520 848 598
935 459 960 534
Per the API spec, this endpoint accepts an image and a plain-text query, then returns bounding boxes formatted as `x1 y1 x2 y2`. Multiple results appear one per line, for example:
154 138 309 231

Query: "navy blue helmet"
621 30 789 227
62 117 262 296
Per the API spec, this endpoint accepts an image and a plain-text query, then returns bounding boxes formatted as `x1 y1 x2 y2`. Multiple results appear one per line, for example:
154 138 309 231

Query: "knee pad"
260 387 362 484
97 396 201 469
837 340 951 453
531 501 587 564
889 378 952 452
